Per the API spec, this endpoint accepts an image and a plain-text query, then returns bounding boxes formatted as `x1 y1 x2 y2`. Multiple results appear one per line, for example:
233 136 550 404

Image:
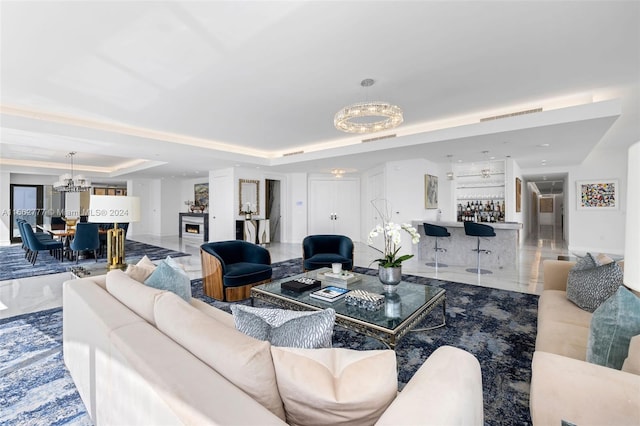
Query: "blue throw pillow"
587 286 640 369
231 305 335 349
144 256 191 302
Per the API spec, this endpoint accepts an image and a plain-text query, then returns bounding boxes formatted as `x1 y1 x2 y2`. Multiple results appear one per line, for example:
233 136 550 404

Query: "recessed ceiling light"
490 156 496 160
537 143 550 147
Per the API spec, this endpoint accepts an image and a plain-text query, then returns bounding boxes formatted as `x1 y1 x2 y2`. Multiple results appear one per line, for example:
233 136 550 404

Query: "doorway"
10 184 44 243
524 174 567 247
266 179 281 242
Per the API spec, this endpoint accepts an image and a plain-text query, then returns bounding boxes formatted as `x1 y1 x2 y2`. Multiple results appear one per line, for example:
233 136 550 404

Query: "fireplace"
185 224 200 234
179 213 208 241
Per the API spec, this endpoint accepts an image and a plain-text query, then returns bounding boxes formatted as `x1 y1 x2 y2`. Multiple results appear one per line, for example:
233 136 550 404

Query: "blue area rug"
0 308 90 425
0 240 190 282
0 258 538 425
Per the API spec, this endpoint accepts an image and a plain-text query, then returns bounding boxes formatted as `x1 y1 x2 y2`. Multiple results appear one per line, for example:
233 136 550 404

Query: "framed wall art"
424 174 438 209
576 179 618 210
540 197 553 213
194 183 209 207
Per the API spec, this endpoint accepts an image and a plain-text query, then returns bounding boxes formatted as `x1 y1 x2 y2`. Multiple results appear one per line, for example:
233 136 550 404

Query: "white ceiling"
1 1 638 181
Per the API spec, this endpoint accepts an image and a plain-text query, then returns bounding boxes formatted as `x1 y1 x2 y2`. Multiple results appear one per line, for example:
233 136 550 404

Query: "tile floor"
0 224 568 319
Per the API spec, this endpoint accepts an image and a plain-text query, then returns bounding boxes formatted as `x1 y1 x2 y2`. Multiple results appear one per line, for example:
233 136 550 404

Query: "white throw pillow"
125 256 157 282
270 346 398 426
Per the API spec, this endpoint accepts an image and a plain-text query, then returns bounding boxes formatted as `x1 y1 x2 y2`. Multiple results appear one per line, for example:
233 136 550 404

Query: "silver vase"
378 265 402 293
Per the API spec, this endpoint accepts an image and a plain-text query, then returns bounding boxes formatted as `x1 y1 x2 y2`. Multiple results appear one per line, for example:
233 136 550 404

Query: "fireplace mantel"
179 213 209 241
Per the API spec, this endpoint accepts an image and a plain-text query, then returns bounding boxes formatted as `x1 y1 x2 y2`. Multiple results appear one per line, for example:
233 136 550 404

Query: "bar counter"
412 220 523 271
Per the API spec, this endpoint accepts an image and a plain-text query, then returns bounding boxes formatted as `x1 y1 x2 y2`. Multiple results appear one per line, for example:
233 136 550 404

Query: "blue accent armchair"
302 234 354 271
200 240 272 301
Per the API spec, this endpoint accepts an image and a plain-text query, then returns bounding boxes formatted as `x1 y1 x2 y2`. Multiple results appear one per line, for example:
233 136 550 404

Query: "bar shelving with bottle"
454 160 506 223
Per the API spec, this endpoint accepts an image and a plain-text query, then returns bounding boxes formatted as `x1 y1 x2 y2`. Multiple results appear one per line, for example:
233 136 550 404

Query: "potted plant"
368 200 420 292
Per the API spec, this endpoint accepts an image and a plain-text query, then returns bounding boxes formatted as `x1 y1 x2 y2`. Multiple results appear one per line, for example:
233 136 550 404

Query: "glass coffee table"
251 269 446 349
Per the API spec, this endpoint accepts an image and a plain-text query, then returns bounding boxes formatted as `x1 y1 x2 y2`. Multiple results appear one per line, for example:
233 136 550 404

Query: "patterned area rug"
0 308 90 425
195 260 539 425
0 240 190 282
0 258 538 425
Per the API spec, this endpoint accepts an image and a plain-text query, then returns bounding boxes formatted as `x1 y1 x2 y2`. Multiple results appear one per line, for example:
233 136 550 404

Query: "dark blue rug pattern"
195 260 539 426
1 258 538 425
0 240 190 282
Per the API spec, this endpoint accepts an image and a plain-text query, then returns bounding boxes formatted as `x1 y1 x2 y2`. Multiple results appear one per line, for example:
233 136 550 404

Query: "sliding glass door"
10 184 43 243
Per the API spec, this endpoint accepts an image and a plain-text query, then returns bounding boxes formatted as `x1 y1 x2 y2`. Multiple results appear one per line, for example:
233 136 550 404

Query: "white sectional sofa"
63 270 484 425
530 260 640 425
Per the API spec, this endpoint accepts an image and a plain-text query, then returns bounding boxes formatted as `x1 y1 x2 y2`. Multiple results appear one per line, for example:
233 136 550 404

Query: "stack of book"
281 277 321 293
309 286 350 302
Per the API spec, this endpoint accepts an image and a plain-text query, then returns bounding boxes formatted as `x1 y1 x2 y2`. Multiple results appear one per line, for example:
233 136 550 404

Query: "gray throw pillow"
587 286 640 369
566 261 623 312
144 256 192 302
231 305 335 349
573 253 597 270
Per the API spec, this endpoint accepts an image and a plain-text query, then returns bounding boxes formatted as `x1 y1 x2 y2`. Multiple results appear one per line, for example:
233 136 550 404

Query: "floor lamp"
88 195 140 270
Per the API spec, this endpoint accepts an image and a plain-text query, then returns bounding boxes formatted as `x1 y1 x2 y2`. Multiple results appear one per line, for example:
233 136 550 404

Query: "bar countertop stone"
412 220 522 270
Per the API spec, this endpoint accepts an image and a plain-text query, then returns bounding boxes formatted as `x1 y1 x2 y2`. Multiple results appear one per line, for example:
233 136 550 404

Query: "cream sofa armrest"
530 351 640 425
622 334 640 375
375 346 483 426
542 260 575 291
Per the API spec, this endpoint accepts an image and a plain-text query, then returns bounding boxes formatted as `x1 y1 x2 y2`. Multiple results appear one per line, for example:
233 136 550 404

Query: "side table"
69 264 110 279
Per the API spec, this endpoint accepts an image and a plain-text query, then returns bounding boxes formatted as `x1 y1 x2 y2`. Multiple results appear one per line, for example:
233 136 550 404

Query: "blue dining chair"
70 222 100 263
20 220 64 265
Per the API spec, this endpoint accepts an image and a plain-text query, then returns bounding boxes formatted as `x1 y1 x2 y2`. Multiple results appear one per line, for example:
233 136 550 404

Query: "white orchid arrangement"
367 199 420 268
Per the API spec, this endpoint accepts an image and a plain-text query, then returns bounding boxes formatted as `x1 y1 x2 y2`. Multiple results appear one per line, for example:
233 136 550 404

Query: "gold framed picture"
540 197 553 213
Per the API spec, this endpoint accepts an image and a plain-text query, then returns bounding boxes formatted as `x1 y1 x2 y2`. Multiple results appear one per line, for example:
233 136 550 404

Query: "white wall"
160 178 182 237
567 148 628 255
128 178 161 237
287 172 308 244
380 158 442 257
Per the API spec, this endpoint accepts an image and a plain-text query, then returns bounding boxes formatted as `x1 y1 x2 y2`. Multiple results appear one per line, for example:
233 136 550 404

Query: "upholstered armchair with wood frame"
200 240 273 301
302 234 354 271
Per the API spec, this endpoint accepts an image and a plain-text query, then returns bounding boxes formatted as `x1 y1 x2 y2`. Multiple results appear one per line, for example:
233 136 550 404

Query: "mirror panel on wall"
239 179 259 215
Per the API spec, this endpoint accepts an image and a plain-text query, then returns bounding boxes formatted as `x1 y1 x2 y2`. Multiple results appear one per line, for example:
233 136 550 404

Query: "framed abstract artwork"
194 183 209 207
424 174 438 209
576 180 618 210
